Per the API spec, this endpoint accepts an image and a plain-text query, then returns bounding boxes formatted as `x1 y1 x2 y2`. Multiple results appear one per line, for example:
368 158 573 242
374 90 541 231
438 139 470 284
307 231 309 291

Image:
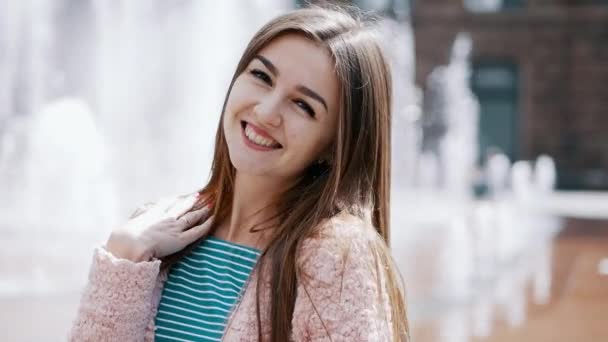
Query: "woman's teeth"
244 124 279 148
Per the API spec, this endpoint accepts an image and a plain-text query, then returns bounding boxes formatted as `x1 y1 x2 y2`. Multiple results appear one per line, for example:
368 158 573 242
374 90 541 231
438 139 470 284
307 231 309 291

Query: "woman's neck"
215 171 292 248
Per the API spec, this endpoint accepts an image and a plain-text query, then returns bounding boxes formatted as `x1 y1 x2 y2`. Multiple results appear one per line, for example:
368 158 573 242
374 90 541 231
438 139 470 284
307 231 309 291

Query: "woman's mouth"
241 121 282 151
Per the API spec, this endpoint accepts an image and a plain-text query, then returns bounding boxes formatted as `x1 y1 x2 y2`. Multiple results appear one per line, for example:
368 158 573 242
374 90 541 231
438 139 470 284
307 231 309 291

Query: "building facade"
412 0 608 190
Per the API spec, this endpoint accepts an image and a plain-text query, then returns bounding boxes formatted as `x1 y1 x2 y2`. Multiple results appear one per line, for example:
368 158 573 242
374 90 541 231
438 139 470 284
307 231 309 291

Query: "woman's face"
223 33 340 182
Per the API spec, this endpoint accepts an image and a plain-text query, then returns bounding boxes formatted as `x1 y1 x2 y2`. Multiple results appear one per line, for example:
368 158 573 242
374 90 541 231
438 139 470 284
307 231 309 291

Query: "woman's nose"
253 94 282 127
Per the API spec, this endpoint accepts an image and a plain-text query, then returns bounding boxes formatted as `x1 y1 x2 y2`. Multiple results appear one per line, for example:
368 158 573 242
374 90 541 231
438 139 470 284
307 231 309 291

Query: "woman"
70 5 409 342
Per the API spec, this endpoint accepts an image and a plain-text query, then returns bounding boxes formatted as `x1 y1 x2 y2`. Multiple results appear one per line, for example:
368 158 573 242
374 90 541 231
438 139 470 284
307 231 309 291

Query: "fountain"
389 27 564 341
0 1 293 338
419 32 480 197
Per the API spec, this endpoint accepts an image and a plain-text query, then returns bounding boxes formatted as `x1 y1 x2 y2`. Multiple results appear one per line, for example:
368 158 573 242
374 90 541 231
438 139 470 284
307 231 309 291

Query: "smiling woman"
224 33 339 181
70 4 409 342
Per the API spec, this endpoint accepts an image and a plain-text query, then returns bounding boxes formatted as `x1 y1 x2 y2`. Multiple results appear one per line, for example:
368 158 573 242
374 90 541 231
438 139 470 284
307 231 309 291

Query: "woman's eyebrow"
254 55 279 76
253 54 328 112
296 85 328 111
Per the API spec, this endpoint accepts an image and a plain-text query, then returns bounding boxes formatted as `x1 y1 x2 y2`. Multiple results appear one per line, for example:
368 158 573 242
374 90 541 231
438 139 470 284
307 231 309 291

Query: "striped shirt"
154 236 260 342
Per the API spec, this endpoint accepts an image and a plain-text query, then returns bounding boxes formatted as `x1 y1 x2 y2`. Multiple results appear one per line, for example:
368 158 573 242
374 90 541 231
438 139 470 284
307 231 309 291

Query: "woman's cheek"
227 78 257 107
291 131 320 165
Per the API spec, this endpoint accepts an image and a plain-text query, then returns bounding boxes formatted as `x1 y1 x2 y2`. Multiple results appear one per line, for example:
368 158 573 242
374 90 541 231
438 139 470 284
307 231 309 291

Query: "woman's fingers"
181 215 215 243
177 206 211 228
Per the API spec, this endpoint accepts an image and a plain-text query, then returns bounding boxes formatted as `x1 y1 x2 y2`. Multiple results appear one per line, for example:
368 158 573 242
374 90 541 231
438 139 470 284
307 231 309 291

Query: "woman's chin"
230 157 274 176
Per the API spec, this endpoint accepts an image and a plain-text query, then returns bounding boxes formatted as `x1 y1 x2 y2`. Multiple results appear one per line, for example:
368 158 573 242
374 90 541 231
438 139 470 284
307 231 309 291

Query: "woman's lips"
241 121 282 151
244 121 276 141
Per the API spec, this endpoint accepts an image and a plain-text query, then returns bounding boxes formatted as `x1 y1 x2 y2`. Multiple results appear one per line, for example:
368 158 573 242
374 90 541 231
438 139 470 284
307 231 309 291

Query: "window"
296 0 411 16
471 61 520 162
463 0 524 13
355 0 393 11
503 0 524 9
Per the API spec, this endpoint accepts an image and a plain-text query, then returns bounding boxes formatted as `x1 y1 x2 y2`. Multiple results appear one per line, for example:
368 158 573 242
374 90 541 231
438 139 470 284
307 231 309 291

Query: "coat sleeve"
291 223 395 342
68 245 161 341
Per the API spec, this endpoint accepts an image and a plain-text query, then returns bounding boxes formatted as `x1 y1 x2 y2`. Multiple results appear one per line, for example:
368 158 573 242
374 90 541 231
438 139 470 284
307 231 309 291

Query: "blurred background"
0 0 607 341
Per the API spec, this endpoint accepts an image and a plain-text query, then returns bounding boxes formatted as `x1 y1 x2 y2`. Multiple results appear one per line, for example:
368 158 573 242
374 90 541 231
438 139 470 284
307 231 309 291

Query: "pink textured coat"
69 214 394 341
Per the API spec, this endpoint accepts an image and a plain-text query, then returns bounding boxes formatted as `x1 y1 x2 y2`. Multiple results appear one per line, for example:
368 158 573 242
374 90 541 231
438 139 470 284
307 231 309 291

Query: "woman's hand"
106 193 214 262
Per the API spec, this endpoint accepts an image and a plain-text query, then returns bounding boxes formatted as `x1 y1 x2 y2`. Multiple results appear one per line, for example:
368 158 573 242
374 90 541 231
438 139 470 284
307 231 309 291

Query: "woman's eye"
250 69 272 86
294 99 316 118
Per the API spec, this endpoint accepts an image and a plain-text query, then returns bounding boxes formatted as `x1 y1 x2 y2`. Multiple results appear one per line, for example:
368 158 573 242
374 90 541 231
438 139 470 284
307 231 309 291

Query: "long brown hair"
162 5 408 341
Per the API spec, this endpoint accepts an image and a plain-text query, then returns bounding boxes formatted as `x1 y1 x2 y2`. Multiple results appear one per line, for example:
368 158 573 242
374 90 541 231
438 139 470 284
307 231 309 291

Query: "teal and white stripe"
155 236 260 342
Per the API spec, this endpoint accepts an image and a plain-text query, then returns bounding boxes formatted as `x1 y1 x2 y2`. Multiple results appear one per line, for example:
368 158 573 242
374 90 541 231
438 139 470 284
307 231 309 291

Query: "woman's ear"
318 146 334 166
316 156 331 166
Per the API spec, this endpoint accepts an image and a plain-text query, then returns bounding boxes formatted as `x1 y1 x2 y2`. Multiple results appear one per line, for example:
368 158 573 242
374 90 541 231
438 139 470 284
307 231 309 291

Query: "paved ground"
412 218 608 342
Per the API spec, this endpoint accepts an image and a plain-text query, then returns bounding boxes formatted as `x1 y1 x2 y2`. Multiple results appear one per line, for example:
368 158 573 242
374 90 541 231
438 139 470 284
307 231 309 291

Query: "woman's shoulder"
297 212 382 280
301 211 379 247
